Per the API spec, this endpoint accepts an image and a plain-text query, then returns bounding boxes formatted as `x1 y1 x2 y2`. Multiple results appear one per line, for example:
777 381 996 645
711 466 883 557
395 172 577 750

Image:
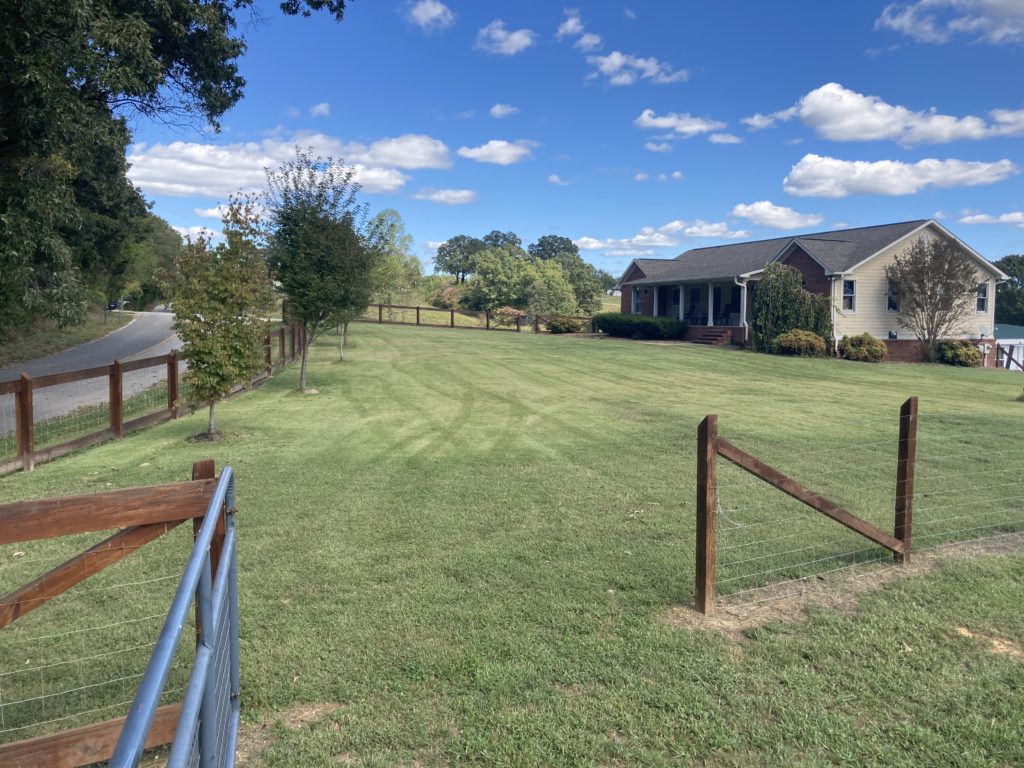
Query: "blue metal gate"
110 467 240 767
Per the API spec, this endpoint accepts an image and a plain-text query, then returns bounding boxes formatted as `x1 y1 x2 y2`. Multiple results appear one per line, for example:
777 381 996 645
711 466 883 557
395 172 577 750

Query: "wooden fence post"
279 327 286 366
290 325 297 362
378 304 383 323
515 316 521 332
894 396 918 564
485 311 490 330
450 308 455 327
167 352 179 417
696 414 718 614
533 316 540 333
264 335 272 376
15 374 34 472
110 361 123 438
416 306 421 326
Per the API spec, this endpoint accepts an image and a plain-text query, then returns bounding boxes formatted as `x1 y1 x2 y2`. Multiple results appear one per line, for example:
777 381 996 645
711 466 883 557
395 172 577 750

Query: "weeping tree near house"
265 149 385 390
750 263 834 353
171 197 274 436
885 236 981 362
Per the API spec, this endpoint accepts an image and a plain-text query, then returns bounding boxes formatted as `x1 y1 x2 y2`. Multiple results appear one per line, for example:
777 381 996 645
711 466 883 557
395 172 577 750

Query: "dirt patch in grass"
235 702 342 766
955 626 1023 660
659 532 1024 641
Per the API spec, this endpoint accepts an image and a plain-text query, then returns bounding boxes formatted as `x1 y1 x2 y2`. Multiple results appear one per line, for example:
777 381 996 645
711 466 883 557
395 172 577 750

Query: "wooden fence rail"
996 343 1024 372
356 303 596 334
0 325 304 475
694 397 918 614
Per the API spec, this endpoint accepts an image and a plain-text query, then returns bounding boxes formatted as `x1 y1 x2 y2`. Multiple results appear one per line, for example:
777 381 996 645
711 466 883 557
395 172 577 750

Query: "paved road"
0 312 183 437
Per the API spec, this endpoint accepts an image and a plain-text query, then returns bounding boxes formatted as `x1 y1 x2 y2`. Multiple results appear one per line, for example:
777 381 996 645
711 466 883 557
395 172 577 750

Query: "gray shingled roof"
619 220 930 285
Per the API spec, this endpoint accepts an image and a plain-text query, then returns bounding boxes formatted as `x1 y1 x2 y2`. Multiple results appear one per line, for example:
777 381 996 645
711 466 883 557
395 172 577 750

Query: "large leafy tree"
885 237 980 361
265 150 384 390
434 235 485 284
482 230 522 249
528 235 602 314
171 197 274 436
995 255 1024 326
371 209 422 312
0 0 348 339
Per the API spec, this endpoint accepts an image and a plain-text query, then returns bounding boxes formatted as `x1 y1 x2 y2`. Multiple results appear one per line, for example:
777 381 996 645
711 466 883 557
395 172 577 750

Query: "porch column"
738 280 748 342
652 286 659 317
707 282 714 326
678 285 684 321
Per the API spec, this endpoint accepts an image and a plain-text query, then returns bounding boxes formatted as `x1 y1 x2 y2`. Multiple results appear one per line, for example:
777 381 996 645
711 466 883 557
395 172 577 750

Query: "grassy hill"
1 324 1021 766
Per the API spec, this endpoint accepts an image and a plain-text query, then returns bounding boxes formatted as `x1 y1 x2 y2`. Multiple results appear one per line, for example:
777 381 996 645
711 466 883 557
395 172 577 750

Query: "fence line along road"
357 303 596 333
0 324 304 475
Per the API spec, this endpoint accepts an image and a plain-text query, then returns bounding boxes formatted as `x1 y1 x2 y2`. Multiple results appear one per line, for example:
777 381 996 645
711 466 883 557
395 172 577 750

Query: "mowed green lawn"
1 324 1022 766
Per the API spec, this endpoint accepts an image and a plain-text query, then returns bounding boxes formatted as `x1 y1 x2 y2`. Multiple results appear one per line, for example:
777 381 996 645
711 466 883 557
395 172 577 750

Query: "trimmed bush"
592 312 688 340
773 329 826 357
937 340 982 367
838 333 886 363
491 306 525 328
545 316 585 334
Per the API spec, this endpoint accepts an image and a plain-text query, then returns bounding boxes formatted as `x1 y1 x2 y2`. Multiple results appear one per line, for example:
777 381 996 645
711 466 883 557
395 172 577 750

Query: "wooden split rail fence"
996 343 1024 372
1 324 304 475
357 303 595 334
695 397 918 614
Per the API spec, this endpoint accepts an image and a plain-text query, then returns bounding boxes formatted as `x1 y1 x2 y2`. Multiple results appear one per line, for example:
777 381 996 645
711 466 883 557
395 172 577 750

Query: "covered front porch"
648 281 752 333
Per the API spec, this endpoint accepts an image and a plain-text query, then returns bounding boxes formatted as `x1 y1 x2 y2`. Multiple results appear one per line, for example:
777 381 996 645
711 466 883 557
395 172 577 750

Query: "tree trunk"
299 338 309 390
342 322 349 361
207 402 216 436
338 323 344 361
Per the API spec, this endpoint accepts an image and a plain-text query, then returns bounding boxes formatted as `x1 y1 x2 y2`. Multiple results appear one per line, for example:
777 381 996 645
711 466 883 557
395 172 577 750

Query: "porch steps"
690 328 733 346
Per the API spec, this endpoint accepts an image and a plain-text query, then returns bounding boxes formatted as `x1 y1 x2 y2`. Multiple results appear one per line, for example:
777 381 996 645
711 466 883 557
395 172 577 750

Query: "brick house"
614 220 1007 361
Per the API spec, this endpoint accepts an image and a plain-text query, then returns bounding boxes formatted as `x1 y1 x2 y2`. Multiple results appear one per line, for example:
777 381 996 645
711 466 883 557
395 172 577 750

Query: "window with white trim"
977 282 988 313
632 287 642 315
886 281 899 312
842 280 856 312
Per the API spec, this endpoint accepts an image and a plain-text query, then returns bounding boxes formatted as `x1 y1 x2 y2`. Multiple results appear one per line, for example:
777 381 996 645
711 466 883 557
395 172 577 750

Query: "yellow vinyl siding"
832 224 998 341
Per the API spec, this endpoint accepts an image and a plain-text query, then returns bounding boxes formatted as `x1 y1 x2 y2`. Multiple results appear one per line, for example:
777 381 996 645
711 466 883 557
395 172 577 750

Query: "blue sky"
127 0 1024 275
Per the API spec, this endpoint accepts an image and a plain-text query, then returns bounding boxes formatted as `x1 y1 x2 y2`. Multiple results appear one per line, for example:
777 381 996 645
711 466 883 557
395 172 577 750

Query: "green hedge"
545 317 586 334
773 329 827 357
838 333 887 363
593 312 688 340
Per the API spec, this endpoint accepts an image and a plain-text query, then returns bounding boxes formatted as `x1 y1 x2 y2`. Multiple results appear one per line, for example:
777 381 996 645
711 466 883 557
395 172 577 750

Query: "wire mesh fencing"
0 395 15 465
0 525 196 744
701 401 1024 613
32 374 113 453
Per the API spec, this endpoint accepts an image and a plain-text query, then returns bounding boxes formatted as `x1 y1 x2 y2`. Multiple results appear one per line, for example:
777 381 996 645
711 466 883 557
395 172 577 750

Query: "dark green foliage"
885 237 980 362
527 235 603 314
838 333 887 363
0 0 348 339
773 329 827 357
595 269 617 292
995 255 1024 325
593 312 687 340
937 340 982 367
482 230 522 249
751 264 834 353
545 317 585 334
434 235 485 283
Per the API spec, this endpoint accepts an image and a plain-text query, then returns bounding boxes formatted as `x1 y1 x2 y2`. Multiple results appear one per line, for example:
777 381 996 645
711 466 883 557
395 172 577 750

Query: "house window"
842 280 856 312
632 287 642 315
886 281 899 312
977 282 988 313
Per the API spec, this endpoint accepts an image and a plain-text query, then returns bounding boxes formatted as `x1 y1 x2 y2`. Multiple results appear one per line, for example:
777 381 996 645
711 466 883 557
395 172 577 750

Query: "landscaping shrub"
937 340 982 367
491 306 525 328
838 332 886 363
545 316 585 334
773 329 826 357
428 281 464 310
593 312 687 340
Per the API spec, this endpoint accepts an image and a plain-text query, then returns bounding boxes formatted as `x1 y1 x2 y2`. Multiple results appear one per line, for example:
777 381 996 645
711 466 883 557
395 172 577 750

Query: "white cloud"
709 133 742 144
548 174 570 186
876 0 1024 44
425 240 446 251
671 171 684 180
731 201 824 230
194 205 229 219
127 131 445 199
575 33 603 51
408 0 455 32
587 51 688 86
414 188 477 205
172 225 218 240
644 141 672 152
310 102 331 118
489 103 519 118
475 19 537 55
634 172 650 182
743 82 1024 144
634 109 726 137
783 153 1019 197
556 10 584 38
286 106 300 119
576 219 748 252
457 139 536 165
624 7 637 20
958 210 1024 227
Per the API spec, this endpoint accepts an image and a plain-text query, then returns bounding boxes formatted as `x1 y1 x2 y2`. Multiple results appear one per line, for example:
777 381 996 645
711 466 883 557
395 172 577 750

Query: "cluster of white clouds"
743 82 1024 144
576 219 749 256
413 188 477 205
475 19 537 56
730 201 824 230
407 0 455 33
456 139 536 165
634 171 684 182
959 210 1024 227
876 0 1024 45
634 109 740 146
556 9 602 51
783 154 1019 198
